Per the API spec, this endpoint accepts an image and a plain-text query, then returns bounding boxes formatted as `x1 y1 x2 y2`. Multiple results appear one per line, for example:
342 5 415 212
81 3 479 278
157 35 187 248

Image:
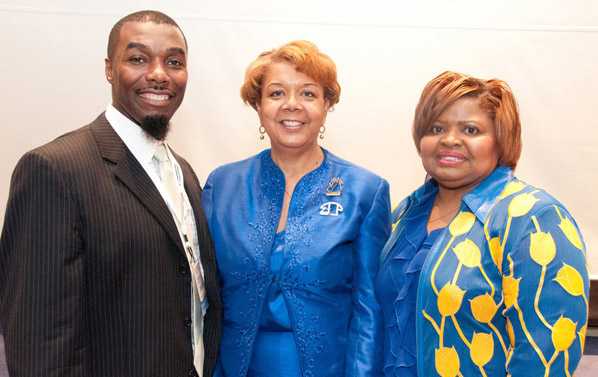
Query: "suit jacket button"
184 317 192 327
188 368 198 376
179 266 188 275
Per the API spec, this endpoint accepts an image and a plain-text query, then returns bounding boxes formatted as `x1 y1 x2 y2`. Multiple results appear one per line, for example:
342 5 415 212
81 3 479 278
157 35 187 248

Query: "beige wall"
1 0 597 275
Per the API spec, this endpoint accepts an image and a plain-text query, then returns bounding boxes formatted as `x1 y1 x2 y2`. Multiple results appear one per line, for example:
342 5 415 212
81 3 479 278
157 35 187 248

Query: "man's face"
105 21 188 129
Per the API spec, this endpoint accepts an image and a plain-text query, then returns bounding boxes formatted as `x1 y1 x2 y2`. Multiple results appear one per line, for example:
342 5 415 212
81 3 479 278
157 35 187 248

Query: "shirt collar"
105 104 164 165
461 166 513 222
409 166 513 224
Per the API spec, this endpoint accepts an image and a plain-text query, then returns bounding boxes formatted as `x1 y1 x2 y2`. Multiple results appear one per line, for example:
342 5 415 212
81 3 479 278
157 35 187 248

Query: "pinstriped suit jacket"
0 114 222 377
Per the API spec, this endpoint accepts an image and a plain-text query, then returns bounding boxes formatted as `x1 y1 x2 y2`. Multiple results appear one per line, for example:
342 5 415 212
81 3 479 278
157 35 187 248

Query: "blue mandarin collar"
259 148 329 180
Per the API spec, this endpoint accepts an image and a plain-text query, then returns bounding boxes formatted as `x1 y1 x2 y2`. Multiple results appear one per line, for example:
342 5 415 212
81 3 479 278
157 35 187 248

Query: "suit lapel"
90 114 184 252
180 165 204 245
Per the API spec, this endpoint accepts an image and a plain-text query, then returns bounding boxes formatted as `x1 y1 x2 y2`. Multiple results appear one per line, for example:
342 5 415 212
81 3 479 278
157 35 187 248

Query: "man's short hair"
107 10 187 59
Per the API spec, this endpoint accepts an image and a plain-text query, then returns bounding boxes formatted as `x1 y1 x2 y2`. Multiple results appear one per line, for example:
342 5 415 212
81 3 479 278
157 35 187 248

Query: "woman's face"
419 96 499 192
257 61 329 154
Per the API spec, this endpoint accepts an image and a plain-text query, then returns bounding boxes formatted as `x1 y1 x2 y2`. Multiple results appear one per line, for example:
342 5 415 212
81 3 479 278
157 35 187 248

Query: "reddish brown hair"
413 71 522 168
240 40 341 110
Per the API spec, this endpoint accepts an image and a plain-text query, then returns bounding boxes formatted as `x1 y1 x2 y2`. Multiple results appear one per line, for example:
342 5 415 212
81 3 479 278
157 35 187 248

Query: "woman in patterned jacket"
376 71 588 377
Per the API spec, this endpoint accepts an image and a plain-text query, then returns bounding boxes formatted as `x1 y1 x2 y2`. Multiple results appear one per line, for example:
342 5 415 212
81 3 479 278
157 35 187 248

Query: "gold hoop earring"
319 125 326 140
259 126 266 140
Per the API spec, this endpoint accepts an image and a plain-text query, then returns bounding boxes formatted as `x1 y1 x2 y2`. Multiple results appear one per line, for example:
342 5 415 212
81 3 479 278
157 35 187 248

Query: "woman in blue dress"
376 71 588 376
203 40 391 377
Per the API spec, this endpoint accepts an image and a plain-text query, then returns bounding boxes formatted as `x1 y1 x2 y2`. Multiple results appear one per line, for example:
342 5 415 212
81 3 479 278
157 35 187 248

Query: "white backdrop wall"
1 1 597 275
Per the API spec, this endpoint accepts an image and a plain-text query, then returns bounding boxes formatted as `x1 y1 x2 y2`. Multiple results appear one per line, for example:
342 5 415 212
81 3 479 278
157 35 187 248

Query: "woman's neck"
271 144 324 233
427 186 466 233
271 145 324 181
434 186 466 210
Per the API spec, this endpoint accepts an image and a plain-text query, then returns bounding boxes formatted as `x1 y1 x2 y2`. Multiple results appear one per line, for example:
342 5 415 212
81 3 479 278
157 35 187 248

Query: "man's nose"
146 60 169 85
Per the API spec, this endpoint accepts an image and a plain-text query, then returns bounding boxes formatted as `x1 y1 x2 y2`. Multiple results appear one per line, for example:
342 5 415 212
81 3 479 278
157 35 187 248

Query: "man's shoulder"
35 126 90 155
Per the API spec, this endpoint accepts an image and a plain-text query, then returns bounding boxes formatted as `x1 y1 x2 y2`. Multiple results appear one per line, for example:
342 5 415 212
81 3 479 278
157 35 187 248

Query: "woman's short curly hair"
240 40 341 110
413 71 522 169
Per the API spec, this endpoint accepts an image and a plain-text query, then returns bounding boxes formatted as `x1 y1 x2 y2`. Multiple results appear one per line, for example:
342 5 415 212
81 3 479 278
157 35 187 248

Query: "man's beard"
140 115 170 140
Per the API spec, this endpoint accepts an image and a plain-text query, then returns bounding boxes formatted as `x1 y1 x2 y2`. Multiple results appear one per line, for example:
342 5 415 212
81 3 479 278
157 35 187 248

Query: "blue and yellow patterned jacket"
380 167 588 376
202 149 391 377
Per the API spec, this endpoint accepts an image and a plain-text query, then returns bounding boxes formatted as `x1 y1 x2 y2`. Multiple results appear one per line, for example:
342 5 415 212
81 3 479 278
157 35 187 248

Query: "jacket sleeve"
501 201 588 377
0 151 88 377
345 178 391 377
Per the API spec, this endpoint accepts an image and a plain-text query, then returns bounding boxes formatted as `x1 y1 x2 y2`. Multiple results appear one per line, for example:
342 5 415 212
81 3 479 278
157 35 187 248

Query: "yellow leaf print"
449 211 476 237
506 318 515 347
558 217 584 250
579 324 587 351
503 276 520 308
529 231 556 266
470 293 498 323
435 346 460 377
554 263 585 296
551 316 577 352
498 181 526 199
453 239 481 268
437 283 465 316
489 236 503 272
470 332 494 367
507 193 538 217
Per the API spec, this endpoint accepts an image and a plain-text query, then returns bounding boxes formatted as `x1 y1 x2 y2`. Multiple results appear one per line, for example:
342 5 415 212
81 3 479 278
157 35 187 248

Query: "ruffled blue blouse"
376 191 440 377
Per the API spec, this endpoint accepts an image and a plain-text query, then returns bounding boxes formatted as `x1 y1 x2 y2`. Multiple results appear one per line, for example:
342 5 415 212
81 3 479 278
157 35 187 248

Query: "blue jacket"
203 149 391 377
379 167 589 376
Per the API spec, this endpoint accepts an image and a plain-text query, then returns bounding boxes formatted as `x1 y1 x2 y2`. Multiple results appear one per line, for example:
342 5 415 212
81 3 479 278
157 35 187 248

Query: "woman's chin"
432 173 491 192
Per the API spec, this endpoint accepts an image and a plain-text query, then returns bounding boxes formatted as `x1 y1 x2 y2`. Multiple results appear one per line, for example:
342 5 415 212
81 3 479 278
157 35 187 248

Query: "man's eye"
167 58 185 67
128 56 145 64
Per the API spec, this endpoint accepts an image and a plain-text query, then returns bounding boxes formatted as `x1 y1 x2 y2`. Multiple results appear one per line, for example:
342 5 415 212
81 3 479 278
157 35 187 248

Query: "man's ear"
105 58 113 84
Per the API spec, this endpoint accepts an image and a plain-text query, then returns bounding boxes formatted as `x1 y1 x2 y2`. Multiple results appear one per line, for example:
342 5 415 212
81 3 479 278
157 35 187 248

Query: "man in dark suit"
0 10 221 377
